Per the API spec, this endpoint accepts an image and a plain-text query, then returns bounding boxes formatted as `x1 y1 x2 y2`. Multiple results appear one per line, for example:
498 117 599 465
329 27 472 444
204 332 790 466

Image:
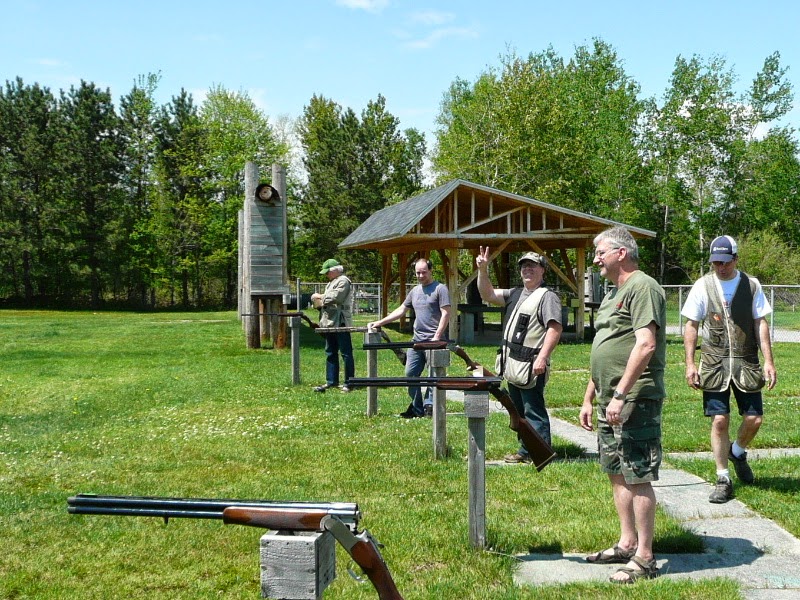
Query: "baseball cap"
319 258 341 274
709 236 737 263
517 252 547 268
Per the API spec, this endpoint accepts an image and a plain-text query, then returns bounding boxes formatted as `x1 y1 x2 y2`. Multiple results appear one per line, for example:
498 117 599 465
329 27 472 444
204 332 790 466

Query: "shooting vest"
495 286 549 388
699 272 765 392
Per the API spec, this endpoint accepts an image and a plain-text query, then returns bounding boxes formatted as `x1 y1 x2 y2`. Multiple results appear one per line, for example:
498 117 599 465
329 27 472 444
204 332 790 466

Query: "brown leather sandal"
585 544 636 564
610 555 659 583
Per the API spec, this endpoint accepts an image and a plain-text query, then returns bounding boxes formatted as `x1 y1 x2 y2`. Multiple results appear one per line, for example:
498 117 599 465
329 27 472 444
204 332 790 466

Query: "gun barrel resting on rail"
345 376 503 390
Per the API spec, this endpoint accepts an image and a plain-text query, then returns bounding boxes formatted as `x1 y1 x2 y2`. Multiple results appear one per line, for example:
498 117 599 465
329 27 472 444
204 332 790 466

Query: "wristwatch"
612 389 627 401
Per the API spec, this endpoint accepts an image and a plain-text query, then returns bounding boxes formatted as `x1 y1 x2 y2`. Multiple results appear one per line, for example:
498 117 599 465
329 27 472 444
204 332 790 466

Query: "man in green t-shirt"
579 226 666 584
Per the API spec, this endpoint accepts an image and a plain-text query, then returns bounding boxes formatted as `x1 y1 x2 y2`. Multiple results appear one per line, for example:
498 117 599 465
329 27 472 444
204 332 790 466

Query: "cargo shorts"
598 397 663 484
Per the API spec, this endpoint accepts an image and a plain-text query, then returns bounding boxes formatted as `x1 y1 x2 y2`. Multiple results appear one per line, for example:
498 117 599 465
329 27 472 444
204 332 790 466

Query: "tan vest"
699 272 765 392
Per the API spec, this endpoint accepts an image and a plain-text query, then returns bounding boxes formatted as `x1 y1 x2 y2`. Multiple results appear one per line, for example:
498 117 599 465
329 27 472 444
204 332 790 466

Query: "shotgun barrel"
67 494 361 530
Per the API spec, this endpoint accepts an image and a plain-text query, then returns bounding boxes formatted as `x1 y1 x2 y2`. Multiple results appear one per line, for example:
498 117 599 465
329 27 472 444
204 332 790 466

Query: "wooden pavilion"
339 179 655 342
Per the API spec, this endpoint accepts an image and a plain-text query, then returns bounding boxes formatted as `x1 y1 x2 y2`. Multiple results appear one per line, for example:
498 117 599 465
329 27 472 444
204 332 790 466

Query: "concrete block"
464 390 489 418
260 530 335 599
428 348 450 368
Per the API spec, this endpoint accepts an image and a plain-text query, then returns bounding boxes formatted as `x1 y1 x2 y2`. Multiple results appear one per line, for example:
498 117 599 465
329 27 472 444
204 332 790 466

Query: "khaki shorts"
598 398 663 484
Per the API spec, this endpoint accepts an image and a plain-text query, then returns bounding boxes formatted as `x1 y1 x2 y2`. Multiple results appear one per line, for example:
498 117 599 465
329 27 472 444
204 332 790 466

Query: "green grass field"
1 310 798 599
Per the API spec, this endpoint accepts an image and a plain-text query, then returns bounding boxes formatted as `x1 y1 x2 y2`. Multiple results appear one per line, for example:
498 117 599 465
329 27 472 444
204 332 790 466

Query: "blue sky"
3 0 800 143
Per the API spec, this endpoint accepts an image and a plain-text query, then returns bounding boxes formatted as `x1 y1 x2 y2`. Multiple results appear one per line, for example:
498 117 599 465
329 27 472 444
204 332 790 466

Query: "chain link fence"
293 281 406 316
293 279 800 343
664 285 800 343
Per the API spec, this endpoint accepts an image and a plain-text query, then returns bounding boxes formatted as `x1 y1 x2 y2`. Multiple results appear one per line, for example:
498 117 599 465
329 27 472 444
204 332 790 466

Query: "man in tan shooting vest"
682 235 777 504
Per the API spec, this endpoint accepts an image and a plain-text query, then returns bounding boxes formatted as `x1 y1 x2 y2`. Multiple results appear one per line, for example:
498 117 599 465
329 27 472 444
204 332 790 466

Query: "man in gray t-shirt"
368 258 451 418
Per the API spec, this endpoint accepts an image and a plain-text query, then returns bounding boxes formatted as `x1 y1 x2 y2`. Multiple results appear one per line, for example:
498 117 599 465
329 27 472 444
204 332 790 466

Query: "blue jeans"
324 332 354 387
405 347 432 415
508 375 551 454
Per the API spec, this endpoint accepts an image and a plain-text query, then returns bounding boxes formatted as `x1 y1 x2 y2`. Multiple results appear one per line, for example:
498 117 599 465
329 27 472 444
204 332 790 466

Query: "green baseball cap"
319 258 341 274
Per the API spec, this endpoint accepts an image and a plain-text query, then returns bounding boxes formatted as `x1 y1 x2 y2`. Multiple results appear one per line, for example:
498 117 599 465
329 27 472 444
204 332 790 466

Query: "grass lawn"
1 309 798 599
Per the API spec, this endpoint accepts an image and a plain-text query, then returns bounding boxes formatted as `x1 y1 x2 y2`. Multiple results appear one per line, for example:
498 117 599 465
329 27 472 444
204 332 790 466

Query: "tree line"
2 39 799 309
434 40 800 282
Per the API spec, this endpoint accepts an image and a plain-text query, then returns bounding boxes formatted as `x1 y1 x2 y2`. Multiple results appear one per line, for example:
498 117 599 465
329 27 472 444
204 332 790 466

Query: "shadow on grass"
750 475 800 494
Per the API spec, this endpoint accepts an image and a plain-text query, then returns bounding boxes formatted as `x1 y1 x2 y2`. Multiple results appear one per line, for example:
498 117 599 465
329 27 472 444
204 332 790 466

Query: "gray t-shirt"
403 281 451 341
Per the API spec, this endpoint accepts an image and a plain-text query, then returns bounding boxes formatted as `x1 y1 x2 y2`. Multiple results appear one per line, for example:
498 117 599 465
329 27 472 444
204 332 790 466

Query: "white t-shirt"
681 271 772 322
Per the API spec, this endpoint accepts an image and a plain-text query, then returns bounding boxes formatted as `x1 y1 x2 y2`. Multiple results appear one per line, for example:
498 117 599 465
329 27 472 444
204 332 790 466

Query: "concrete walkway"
511 417 800 598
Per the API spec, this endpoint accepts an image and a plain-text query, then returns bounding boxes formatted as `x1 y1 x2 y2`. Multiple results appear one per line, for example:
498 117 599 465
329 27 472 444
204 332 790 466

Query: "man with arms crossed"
368 258 451 418
682 235 777 503
580 226 665 584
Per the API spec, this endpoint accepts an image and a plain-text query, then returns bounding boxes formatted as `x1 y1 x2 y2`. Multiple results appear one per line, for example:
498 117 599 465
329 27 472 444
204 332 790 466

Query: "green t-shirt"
590 270 667 402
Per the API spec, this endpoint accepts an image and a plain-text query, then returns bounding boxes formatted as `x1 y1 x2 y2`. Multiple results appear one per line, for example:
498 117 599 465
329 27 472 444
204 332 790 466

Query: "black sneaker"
728 444 755 484
709 476 734 503
399 403 421 418
423 405 433 417
313 384 335 393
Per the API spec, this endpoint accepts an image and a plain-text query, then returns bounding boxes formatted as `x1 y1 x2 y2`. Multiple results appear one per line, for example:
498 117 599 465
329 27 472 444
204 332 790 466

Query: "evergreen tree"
59 81 123 307
0 78 64 303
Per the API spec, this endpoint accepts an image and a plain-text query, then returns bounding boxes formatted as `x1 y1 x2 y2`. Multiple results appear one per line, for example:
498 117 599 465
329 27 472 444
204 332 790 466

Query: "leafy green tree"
733 128 800 244
295 94 425 280
118 73 161 306
647 51 794 280
433 40 657 263
200 85 289 305
737 230 800 284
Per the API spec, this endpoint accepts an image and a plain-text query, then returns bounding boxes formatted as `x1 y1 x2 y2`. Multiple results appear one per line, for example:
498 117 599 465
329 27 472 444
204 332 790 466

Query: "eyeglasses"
519 262 542 270
594 247 621 259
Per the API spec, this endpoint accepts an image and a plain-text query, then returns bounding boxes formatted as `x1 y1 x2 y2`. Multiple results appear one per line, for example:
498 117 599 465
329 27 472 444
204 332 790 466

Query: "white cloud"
410 10 455 26
34 58 67 67
335 0 389 13
403 26 479 50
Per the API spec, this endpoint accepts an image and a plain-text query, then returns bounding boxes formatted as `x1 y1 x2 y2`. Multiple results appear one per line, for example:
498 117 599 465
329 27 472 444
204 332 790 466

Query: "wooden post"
464 388 489 549
269 297 285 349
575 246 586 341
244 162 260 348
238 209 244 321
290 316 301 385
428 348 450 459
365 331 381 416
460 311 475 344
260 297 269 344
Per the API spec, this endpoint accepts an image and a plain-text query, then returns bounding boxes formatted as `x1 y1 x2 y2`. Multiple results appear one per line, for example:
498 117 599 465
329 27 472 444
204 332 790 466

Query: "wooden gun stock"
486 385 556 471
222 507 330 530
322 516 403 600
443 345 557 472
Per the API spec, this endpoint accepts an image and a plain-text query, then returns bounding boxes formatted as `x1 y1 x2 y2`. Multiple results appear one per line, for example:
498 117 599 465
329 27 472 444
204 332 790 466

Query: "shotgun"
411 342 557 472
67 494 402 599
345 376 503 390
